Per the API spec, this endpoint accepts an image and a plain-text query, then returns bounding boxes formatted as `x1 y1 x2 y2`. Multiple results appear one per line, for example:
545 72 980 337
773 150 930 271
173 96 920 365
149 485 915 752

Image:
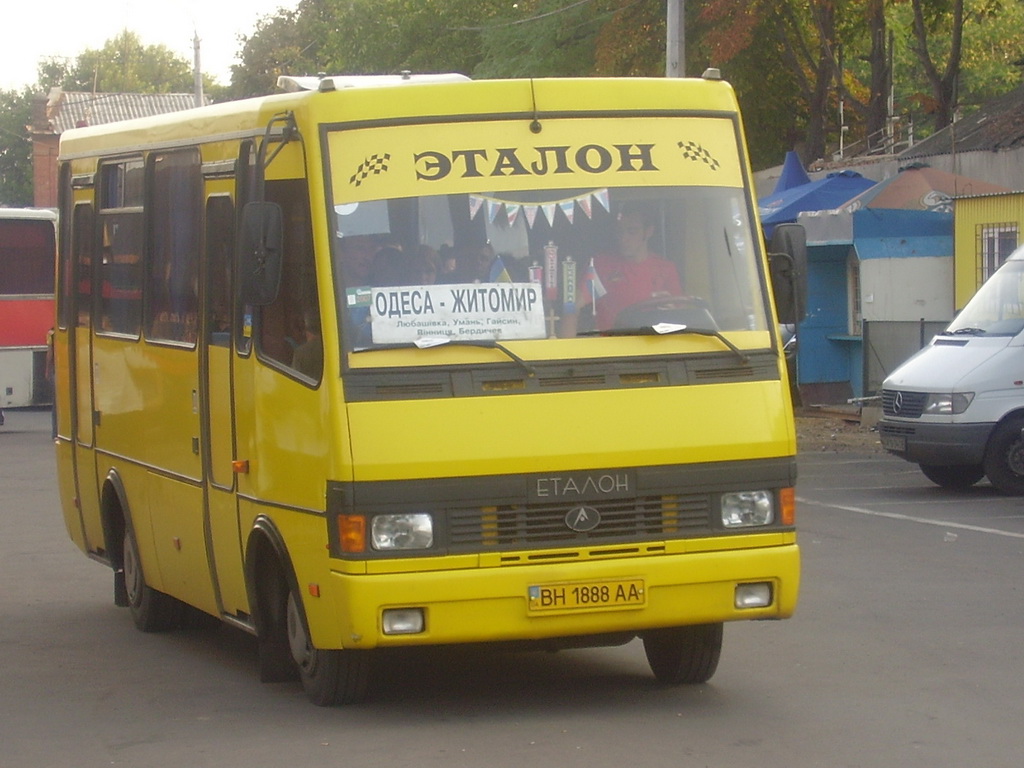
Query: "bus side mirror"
239 201 283 306
768 223 807 325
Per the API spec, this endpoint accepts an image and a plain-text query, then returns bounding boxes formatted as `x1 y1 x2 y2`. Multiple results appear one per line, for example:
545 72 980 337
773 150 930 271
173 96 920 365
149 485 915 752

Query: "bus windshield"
325 117 769 353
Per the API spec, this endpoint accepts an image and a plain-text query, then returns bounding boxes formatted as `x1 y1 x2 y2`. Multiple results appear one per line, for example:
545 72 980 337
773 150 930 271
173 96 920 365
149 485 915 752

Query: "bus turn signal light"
780 487 795 526
339 515 366 553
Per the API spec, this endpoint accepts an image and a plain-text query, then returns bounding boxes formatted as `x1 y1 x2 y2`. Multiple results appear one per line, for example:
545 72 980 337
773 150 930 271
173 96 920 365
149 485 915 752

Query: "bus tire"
984 416 1024 495
919 463 985 490
642 623 723 685
123 522 183 632
286 589 371 706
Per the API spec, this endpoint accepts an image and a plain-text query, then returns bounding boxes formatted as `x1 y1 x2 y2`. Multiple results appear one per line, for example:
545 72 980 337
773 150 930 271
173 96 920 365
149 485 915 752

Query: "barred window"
979 223 1018 283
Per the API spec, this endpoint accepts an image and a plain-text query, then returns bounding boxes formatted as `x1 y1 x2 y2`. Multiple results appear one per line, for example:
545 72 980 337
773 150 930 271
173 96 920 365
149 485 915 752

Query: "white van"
878 247 1024 494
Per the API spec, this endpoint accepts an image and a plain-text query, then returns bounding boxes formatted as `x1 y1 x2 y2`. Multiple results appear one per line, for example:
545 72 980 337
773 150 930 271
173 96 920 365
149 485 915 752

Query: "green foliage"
474 0 607 78
0 88 34 206
230 9 319 98
45 31 197 93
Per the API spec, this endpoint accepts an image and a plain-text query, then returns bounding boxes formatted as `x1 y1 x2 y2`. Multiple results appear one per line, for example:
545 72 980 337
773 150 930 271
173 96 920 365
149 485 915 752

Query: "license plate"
880 433 906 452
528 579 645 612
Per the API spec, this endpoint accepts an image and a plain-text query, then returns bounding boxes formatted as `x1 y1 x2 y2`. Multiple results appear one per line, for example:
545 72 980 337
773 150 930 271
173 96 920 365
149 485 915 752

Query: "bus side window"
258 179 321 381
97 159 144 337
73 204 95 328
205 196 235 347
146 149 202 345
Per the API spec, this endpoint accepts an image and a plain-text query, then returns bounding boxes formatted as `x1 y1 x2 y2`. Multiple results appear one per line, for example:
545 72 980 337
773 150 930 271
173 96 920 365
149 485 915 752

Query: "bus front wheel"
286 590 371 706
642 623 723 684
123 523 183 632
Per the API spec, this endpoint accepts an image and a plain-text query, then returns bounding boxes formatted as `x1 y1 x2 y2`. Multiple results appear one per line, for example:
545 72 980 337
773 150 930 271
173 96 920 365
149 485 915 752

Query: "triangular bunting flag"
542 203 558 227
559 200 575 223
468 195 484 220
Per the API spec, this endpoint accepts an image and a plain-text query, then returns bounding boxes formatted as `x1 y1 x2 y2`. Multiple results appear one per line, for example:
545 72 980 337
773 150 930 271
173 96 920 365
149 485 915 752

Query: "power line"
452 0 598 31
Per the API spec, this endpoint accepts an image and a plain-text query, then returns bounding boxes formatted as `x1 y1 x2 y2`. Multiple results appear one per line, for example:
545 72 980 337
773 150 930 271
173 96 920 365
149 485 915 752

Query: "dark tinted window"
205 196 235 347
146 150 202 344
0 218 56 296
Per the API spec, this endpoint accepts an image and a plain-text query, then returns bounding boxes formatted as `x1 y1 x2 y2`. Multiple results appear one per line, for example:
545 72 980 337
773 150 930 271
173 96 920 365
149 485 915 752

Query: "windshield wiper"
353 337 536 377
580 323 749 364
947 327 987 336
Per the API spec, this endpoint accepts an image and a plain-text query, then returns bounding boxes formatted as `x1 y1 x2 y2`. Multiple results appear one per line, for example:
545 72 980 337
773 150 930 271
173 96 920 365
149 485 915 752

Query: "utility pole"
666 0 684 77
193 32 204 108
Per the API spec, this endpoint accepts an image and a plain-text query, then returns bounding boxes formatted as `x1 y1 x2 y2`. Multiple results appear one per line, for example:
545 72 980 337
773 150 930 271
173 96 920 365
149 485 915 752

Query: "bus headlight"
370 513 434 550
721 491 774 528
923 392 974 415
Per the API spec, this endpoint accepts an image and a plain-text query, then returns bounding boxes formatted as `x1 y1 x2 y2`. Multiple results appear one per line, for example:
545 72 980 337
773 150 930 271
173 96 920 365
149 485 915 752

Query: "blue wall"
799 244 860 398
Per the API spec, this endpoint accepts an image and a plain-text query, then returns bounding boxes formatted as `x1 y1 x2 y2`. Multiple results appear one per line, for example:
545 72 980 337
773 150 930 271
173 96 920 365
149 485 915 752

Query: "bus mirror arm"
239 201 284 306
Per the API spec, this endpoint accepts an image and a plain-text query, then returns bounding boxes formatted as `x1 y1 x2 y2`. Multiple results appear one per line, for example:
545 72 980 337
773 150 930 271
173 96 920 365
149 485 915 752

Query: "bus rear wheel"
286 590 371 706
642 623 723 684
919 463 985 490
984 416 1024 495
123 523 183 632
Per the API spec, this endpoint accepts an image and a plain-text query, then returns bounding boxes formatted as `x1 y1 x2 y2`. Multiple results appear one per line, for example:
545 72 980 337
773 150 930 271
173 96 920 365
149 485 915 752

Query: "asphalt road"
2 408 1022 768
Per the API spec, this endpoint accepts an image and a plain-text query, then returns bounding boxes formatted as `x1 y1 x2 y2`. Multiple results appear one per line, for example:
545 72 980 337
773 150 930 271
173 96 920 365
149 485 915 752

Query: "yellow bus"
54 71 805 705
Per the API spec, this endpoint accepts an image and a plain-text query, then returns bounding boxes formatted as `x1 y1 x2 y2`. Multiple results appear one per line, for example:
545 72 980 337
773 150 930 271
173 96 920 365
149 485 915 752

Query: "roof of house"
901 84 1024 160
40 88 209 134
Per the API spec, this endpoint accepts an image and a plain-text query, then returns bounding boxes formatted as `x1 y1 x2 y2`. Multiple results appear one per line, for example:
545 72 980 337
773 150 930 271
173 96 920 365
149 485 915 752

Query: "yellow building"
954 191 1024 309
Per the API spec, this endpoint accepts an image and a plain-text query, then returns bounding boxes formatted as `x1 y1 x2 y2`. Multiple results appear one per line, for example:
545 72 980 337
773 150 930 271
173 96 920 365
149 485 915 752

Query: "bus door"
68 201 105 553
200 192 248 616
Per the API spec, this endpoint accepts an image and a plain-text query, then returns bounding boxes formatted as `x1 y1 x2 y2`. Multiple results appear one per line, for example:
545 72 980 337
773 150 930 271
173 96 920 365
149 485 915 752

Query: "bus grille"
447 494 711 551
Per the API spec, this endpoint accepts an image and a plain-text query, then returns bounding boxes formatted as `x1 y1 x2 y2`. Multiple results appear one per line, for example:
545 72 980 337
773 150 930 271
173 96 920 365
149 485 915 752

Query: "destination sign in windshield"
347 281 547 344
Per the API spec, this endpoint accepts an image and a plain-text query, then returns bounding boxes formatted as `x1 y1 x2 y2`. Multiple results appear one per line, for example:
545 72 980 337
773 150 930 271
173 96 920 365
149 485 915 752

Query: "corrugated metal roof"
901 85 1024 160
46 89 209 134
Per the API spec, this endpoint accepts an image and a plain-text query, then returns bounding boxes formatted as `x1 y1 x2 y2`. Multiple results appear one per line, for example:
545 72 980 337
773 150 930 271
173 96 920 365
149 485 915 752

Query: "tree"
231 8 322 98
475 0 605 78
909 0 964 130
0 88 34 207
39 31 199 94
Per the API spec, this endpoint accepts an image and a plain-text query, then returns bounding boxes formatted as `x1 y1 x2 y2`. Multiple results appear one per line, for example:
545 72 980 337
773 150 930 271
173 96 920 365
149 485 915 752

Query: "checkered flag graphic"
349 153 391 187
677 141 720 171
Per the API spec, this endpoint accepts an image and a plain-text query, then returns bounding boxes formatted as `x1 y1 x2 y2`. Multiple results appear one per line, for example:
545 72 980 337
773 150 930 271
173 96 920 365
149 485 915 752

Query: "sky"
2 0 300 92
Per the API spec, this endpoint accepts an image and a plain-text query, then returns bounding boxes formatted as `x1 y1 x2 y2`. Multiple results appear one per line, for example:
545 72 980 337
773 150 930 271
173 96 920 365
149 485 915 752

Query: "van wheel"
286 590 371 706
984 417 1024 495
919 463 984 490
642 623 723 684
123 523 183 632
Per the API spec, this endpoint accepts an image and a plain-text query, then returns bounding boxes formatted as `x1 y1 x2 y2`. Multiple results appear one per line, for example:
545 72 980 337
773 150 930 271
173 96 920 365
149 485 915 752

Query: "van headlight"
721 491 774 528
923 392 974 415
371 513 434 550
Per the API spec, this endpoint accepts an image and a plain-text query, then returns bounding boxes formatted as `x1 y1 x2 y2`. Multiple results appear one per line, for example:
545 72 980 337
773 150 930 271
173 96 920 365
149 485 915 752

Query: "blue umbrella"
772 151 811 193
758 170 875 237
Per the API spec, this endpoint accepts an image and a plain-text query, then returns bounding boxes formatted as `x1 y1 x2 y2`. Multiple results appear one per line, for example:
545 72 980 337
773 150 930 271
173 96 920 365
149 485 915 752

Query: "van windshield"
946 258 1024 337
325 117 771 353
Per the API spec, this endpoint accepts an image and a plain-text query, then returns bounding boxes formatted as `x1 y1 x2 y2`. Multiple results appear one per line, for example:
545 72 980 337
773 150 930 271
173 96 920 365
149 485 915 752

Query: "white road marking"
797 497 1024 540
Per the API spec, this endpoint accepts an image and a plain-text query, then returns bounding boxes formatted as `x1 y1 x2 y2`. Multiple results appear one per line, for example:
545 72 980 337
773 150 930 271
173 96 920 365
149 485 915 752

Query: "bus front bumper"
312 537 800 650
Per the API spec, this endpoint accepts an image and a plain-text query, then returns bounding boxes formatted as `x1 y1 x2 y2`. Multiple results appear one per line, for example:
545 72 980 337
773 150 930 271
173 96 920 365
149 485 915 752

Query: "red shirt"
593 253 682 329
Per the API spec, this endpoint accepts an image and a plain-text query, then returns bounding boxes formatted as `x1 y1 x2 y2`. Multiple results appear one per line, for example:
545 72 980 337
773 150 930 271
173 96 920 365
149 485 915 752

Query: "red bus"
0 208 58 413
